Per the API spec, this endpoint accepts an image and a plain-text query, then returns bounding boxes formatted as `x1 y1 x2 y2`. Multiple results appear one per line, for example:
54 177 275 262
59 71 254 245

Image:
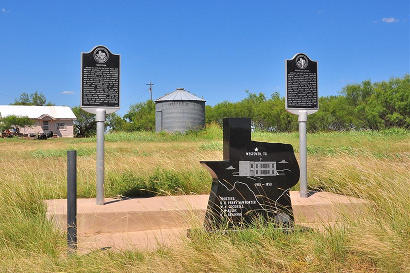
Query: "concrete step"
291 191 368 224
46 195 208 234
78 228 188 253
46 191 367 236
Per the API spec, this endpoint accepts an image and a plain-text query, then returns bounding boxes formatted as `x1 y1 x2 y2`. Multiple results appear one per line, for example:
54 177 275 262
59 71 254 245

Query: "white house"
0 105 76 138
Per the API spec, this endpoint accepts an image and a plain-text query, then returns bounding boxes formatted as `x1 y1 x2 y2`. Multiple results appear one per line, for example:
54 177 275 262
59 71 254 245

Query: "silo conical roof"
155 88 206 102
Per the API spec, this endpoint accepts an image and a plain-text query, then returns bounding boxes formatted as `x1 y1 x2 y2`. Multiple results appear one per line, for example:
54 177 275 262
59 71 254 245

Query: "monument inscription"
286 53 318 109
201 118 300 229
81 46 120 110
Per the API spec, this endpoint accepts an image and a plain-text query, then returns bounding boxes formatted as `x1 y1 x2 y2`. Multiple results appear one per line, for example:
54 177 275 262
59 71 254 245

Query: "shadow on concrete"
104 199 124 205
103 191 157 205
121 188 158 198
307 191 318 198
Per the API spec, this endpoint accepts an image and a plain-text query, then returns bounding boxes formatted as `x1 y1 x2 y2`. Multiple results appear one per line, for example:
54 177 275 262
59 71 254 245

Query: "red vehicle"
1 129 13 138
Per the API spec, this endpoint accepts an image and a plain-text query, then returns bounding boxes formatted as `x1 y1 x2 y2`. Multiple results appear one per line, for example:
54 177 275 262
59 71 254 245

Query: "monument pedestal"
45 191 367 251
290 191 368 230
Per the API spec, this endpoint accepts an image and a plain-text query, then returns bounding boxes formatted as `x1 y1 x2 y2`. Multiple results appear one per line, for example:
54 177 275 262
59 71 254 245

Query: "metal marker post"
81 46 120 205
285 53 318 199
298 111 308 198
67 150 77 251
96 108 106 205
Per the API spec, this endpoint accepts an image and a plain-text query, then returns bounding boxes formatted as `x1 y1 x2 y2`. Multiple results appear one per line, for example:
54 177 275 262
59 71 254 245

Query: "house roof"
0 105 76 120
155 88 206 102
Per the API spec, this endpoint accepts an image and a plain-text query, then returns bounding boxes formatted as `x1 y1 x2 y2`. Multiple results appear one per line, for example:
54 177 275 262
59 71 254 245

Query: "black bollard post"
67 150 77 252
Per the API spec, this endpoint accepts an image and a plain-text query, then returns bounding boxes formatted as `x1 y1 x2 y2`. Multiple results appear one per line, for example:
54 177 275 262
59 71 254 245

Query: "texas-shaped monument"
201 118 300 230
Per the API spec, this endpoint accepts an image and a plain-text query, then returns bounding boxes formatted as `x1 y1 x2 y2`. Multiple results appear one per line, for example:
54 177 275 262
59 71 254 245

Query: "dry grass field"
0 125 408 272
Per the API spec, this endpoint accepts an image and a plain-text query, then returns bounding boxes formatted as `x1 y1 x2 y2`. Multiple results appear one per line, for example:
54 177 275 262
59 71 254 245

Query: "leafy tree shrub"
122 100 155 131
72 106 96 137
206 75 409 132
12 91 54 106
0 115 34 132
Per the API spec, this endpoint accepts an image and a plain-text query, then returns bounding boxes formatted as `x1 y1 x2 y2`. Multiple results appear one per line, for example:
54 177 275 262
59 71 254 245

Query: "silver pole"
298 110 308 198
96 108 106 205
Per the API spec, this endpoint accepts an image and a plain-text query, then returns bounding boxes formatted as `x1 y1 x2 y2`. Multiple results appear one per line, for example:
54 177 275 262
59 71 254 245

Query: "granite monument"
201 118 300 230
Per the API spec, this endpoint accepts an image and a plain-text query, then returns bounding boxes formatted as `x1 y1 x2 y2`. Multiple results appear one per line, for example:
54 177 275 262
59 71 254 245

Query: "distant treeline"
206 74 409 132
77 75 409 135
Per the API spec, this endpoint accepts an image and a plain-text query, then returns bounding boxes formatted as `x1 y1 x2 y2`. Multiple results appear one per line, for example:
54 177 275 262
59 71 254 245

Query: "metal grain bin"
155 88 206 133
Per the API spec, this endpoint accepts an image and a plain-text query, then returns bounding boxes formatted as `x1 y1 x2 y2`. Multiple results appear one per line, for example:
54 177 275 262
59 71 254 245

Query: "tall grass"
105 168 211 197
0 129 408 272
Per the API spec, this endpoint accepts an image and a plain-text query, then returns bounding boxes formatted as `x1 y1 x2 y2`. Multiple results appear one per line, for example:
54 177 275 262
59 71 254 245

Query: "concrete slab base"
45 191 367 251
79 228 188 253
290 191 368 225
46 195 208 234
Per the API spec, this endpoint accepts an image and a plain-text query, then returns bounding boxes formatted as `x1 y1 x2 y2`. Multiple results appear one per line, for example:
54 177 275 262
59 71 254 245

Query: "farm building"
155 88 206 133
0 105 76 138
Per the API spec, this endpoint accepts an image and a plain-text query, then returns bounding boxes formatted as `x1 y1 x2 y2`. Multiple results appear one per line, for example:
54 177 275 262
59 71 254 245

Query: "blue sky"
0 0 409 116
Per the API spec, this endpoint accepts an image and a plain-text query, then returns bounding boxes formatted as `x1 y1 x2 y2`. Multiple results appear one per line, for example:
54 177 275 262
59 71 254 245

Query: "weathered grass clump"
0 128 408 272
199 141 223 151
106 168 211 197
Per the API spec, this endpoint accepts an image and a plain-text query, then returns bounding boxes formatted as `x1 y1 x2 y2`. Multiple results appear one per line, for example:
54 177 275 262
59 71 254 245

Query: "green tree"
123 100 155 131
205 75 409 132
308 96 358 131
206 91 297 132
255 93 297 132
0 115 34 132
12 91 54 106
363 75 410 129
338 75 409 130
72 106 96 137
106 112 126 132
342 80 373 107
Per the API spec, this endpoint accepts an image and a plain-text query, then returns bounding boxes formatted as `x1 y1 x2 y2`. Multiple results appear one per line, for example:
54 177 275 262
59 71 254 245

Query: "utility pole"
146 82 154 101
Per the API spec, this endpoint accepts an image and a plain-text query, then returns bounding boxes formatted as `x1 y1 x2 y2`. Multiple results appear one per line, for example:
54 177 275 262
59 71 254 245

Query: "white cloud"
382 17 399 23
61 91 75 95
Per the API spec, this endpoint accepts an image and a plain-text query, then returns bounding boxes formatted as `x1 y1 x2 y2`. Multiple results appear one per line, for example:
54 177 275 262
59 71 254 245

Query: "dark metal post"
67 150 77 251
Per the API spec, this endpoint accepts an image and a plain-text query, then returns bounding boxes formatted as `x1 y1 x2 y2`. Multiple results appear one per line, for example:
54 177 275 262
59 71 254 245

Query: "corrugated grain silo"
155 88 206 132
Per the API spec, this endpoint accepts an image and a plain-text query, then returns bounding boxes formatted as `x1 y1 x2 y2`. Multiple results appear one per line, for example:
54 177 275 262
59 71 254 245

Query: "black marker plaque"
286 53 318 109
81 46 120 108
201 118 300 230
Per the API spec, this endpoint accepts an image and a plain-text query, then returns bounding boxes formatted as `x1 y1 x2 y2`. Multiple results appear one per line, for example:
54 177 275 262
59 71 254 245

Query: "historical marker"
285 53 318 198
81 45 120 114
81 45 120 205
286 53 318 111
201 118 300 230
